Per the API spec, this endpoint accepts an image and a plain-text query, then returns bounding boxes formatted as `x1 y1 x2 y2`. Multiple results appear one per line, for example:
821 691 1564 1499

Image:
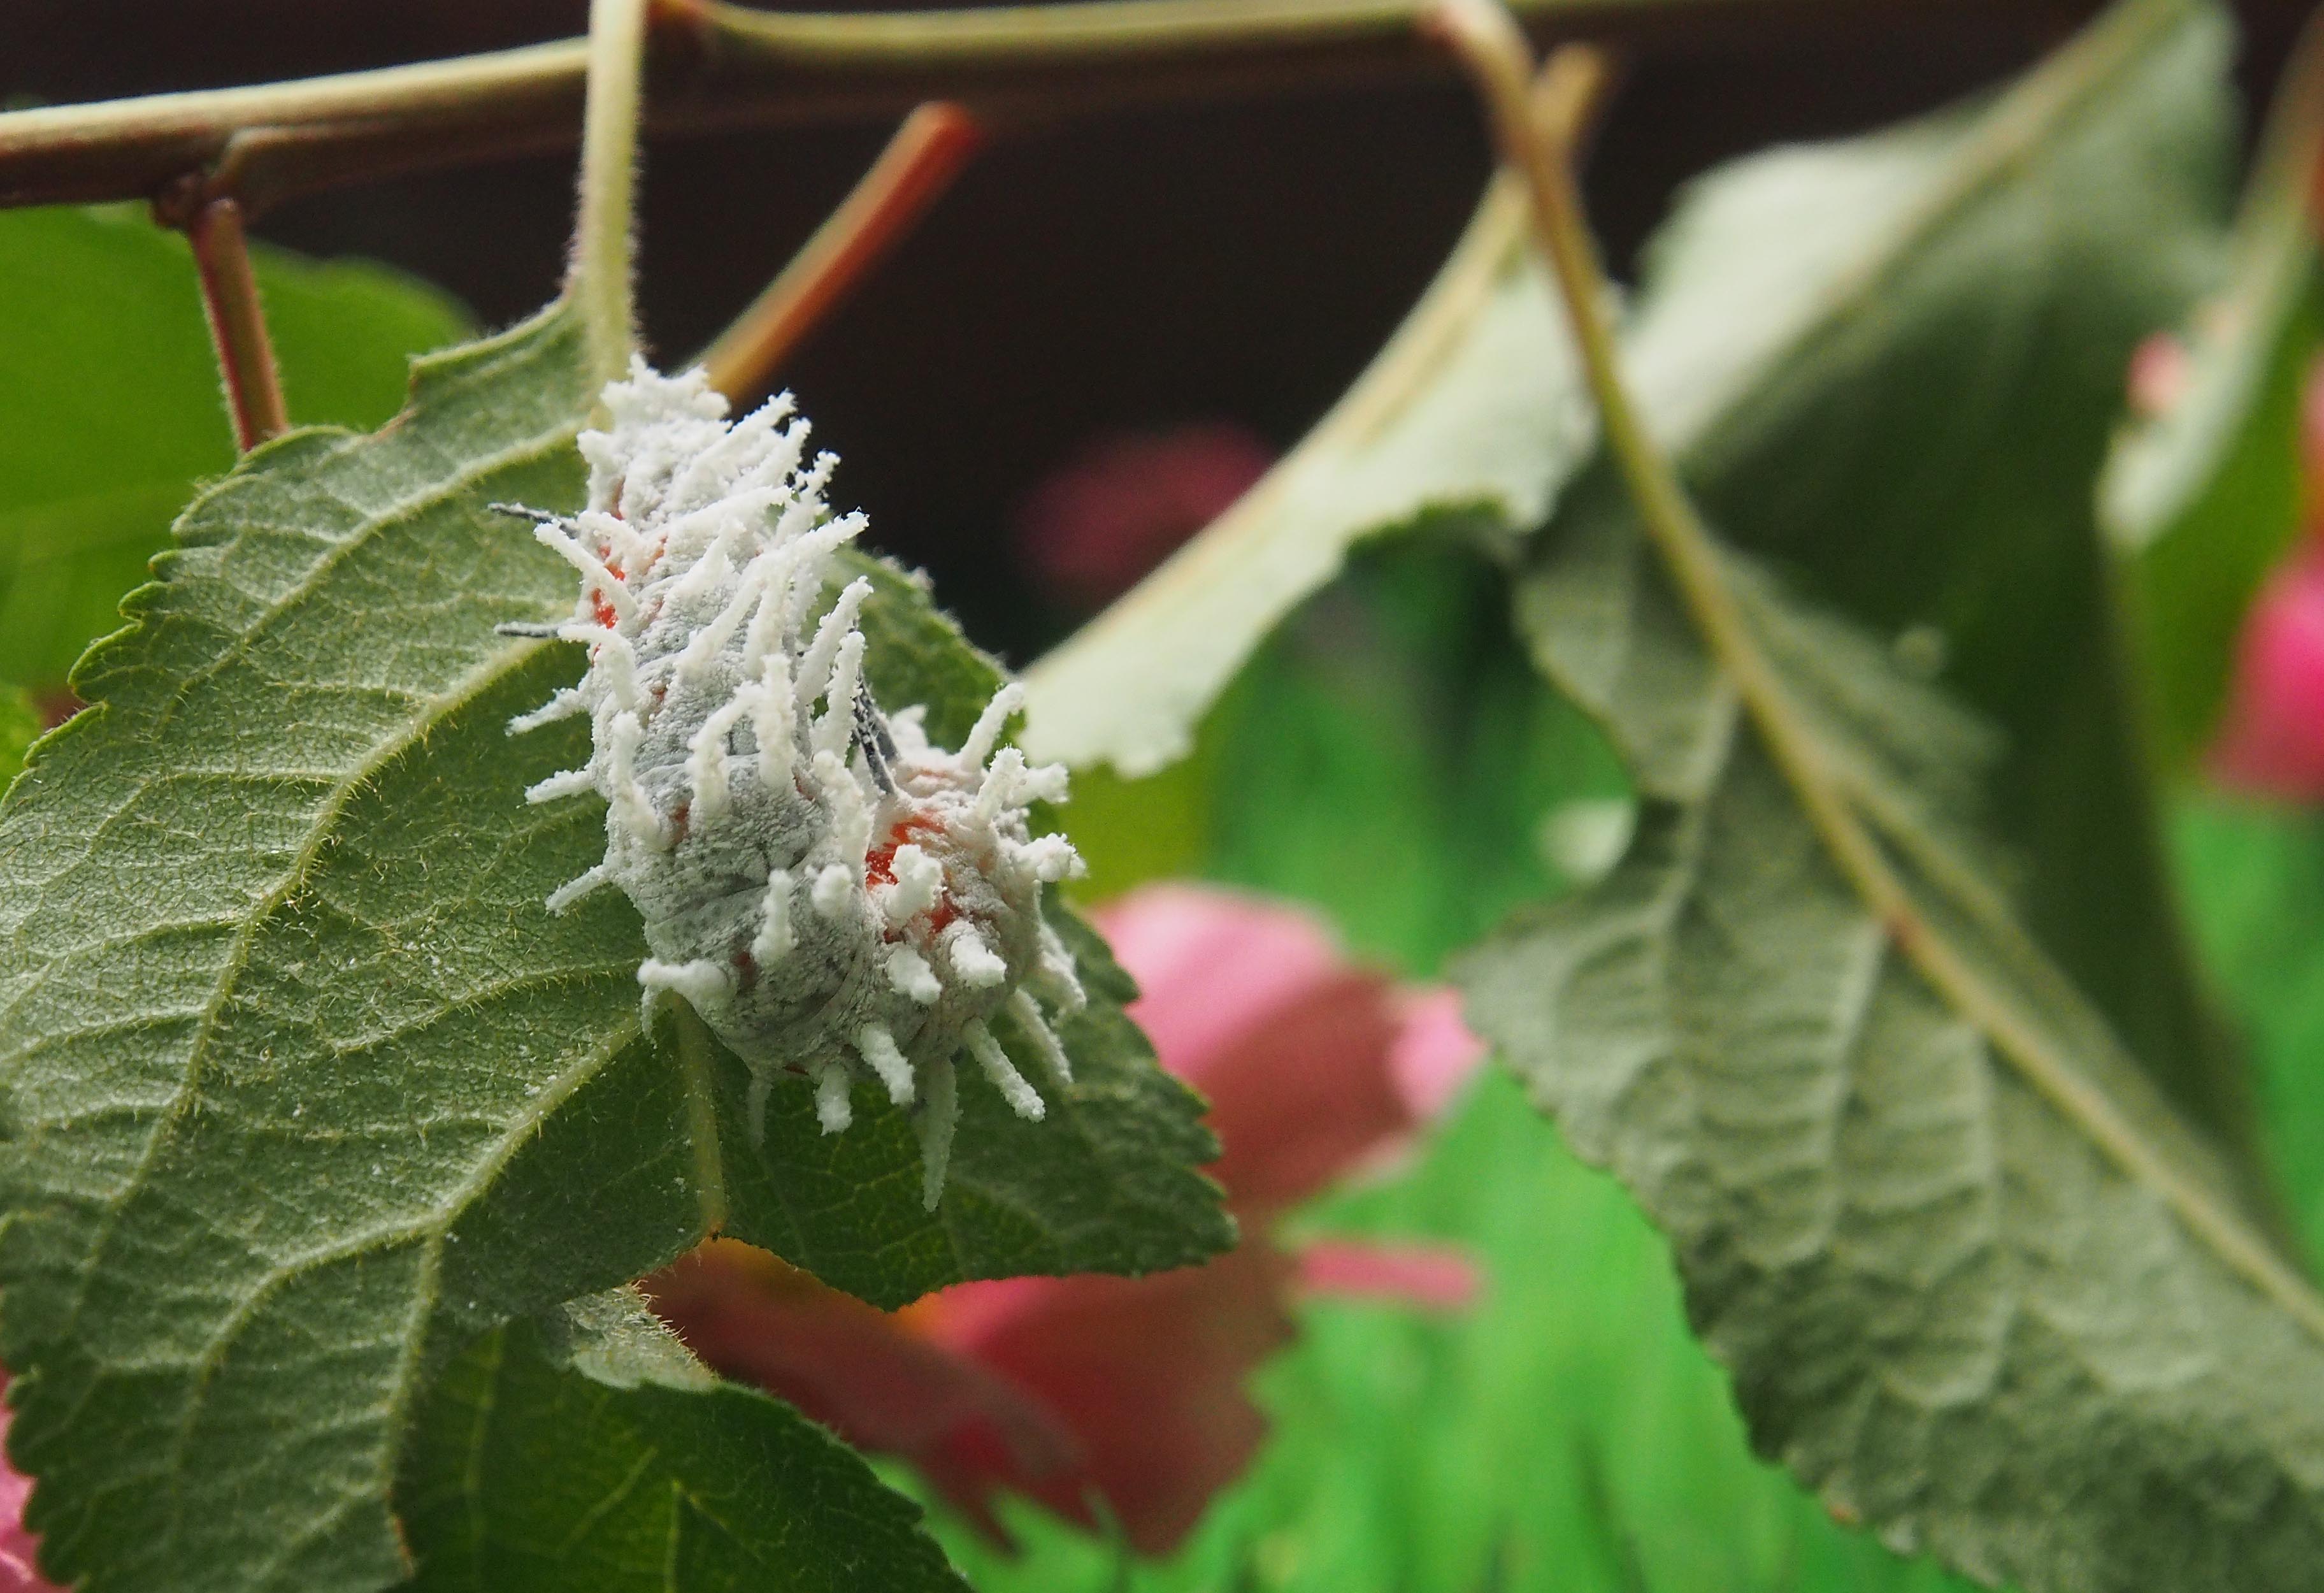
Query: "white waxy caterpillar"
503 361 1087 1208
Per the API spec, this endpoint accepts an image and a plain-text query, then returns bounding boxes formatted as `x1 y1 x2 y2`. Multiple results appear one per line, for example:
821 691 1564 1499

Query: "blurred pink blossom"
0 1375 60 1592
647 883 1486 1555
1014 424 1275 610
2210 356 2324 800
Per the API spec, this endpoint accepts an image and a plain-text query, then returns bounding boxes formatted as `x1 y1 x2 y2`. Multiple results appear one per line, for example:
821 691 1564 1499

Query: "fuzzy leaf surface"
399 1291 968 1592
1458 8 2324 1584
1467 503 2324 1592
1570 0 2248 1162
0 303 1226 1593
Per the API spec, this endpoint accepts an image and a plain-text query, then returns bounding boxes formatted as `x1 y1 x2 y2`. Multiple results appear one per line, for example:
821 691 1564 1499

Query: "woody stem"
699 102 986 402
175 193 290 452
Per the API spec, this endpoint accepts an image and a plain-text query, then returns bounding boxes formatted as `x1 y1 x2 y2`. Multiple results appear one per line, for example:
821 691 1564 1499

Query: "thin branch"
573 0 654 380
1425 0 2324 1336
0 0 1990 215
698 102 984 403
171 192 290 452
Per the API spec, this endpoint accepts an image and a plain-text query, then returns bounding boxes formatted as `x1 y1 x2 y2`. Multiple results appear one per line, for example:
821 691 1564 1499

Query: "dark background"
6 0 2309 658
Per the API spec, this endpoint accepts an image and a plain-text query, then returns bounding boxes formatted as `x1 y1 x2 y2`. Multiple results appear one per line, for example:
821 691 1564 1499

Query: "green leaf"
701 886 1235 1310
0 299 1226 1593
1456 10 2324 1585
2099 51 2324 770
1020 175 1592 778
1584 0 2244 1159
1039 0 2246 1165
0 205 471 689
399 1290 968 1592
1465 507 2324 1592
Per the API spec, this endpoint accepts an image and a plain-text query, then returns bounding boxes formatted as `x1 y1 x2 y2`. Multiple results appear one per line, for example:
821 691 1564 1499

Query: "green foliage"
1465 520 2324 1590
2173 796 2324 1258
399 1290 968 1592
1451 6 2324 1584
0 205 470 689
0 296 1225 1593
1203 542 1628 977
1569 0 2244 1158
0 685 37 787
1060 538 1628 978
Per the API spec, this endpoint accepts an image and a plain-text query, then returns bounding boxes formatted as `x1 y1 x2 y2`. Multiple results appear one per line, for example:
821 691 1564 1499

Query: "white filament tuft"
506 360 1086 1206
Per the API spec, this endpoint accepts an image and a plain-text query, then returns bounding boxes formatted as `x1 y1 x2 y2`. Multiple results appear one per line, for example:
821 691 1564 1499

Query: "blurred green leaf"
0 205 471 689
1203 541 1626 977
2100 24 2324 770
2173 795 2324 1257
1022 177 1592 779
399 1290 968 1592
0 299 1225 1593
0 686 37 786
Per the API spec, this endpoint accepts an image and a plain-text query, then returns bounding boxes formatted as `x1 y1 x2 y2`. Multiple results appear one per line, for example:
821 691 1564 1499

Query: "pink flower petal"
0 1374 60 1593
1014 424 1275 611
1386 987 1489 1122
1295 1239 1483 1313
917 1246 1296 1555
1091 885 1345 1090
644 1245 1084 1547
647 1241 1294 1557
2212 543 2324 800
1094 886 1421 1216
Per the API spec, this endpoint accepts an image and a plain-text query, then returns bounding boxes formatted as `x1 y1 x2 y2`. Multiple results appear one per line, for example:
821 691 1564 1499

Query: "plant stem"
0 0 1984 215
1426 0 2324 1334
174 193 290 452
672 1003 732 1235
698 103 984 403
573 0 652 384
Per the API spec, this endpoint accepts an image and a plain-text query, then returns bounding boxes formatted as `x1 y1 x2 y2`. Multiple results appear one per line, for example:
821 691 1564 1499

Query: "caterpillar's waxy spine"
508 361 1084 1207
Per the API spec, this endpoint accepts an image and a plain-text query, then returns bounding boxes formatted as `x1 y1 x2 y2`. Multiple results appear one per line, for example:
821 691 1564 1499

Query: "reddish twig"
699 103 985 401
165 189 290 452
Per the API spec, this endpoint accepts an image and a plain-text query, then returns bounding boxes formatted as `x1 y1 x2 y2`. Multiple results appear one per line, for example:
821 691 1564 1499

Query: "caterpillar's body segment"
506 363 1086 1207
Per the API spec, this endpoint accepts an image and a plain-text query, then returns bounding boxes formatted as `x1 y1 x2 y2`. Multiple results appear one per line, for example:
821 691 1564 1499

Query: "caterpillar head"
506 361 1085 1208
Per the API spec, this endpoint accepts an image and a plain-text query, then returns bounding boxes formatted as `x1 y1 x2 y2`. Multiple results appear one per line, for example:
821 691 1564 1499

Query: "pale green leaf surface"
399 1290 968 1592
0 205 471 688
1552 0 2256 1171
1042 0 2244 1168
0 302 1225 1593
1467 494 2324 1590
1456 13 2324 1585
2098 73 2323 770
1020 176 1591 777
